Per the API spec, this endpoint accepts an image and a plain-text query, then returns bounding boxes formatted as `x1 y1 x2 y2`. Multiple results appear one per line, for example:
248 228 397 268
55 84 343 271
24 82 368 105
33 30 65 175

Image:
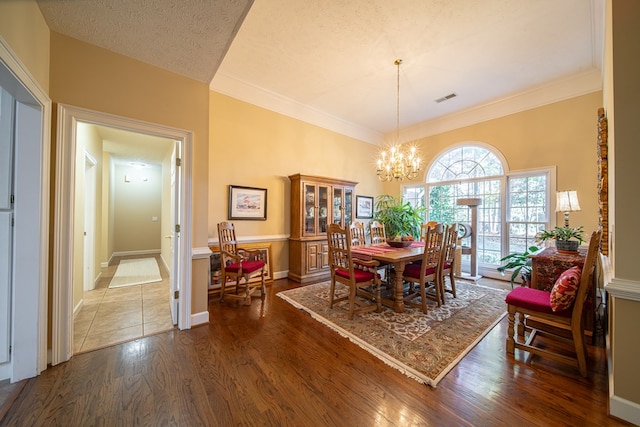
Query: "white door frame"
52 104 193 365
0 38 51 381
83 152 97 291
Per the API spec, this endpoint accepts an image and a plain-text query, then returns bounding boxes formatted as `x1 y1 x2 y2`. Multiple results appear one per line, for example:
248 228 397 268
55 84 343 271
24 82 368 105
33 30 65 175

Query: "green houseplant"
497 245 540 288
536 225 584 252
372 195 426 240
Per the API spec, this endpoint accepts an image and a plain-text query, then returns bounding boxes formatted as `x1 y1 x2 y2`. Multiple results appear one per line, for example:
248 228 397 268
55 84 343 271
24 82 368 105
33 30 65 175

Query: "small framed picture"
228 185 267 220
356 195 374 219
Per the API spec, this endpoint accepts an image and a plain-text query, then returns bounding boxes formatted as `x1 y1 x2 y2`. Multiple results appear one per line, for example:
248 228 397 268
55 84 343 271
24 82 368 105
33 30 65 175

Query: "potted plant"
497 245 540 288
371 195 425 241
536 225 584 252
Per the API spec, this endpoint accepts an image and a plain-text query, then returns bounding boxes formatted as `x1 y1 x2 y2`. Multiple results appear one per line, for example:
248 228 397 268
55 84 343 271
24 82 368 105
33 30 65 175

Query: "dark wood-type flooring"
0 278 631 426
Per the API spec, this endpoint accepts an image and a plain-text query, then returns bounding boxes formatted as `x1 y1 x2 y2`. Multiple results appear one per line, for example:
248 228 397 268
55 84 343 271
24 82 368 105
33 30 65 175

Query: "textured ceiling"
37 0 254 83
36 0 604 153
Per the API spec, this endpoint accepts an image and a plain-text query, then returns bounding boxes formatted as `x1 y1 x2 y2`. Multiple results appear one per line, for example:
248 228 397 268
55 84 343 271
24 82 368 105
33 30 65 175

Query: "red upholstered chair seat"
505 286 571 317
335 268 376 283
402 263 436 280
225 260 265 274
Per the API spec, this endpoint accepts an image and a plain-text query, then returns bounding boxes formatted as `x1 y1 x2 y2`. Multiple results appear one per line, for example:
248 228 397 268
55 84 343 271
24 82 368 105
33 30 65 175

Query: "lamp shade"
556 190 581 212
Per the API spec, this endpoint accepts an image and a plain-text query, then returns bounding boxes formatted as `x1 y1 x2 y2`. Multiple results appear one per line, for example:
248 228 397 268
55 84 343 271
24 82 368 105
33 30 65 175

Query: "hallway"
73 255 174 354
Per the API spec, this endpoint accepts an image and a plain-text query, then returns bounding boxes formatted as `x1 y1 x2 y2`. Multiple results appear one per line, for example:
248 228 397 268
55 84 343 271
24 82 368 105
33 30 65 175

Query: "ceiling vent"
435 93 457 103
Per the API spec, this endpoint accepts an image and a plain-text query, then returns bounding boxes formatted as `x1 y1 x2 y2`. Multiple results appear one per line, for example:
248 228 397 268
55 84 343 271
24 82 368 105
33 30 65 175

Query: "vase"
556 239 579 252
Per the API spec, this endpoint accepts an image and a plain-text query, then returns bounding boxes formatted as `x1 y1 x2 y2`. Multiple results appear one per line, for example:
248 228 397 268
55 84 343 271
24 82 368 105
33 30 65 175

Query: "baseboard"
111 249 160 258
73 299 83 320
191 310 209 327
609 394 640 425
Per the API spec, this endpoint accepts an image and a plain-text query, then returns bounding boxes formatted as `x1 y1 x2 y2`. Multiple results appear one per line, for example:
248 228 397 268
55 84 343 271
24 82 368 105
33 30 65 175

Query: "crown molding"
211 68 602 147
210 72 383 145
400 68 603 142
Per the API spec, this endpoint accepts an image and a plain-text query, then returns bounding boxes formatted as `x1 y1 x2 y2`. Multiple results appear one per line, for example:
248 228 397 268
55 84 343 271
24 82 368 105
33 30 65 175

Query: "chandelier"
376 59 422 181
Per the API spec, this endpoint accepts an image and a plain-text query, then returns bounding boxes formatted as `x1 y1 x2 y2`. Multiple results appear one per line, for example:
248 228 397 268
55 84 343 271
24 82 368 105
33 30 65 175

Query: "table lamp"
556 190 581 227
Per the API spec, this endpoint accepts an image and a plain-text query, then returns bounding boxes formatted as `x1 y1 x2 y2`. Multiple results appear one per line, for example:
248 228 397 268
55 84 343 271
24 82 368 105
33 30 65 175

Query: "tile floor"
73 255 175 354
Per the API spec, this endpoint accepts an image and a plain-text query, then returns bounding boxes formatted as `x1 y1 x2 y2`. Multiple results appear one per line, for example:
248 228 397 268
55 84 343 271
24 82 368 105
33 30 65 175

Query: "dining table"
351 241 425 313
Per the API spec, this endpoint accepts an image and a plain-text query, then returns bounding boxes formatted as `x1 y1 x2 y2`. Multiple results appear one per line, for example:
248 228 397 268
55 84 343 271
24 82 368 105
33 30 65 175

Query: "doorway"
73 124 176 353
52 104 193 365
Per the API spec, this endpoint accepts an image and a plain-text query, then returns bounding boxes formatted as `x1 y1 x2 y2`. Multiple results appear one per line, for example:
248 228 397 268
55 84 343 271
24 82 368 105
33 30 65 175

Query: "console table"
528 246 594 336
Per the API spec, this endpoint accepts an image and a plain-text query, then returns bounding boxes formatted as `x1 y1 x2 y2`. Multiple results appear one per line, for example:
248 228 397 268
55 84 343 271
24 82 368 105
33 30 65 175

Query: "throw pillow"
549 266 582 312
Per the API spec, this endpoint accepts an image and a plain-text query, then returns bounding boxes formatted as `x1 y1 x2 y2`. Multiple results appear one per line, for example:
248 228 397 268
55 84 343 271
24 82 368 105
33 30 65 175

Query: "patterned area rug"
278 280 508 387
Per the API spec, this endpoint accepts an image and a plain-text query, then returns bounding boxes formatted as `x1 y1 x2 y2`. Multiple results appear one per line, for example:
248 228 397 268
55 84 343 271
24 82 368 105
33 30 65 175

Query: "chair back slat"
369 221 386 244
349 221 367 247
421 225 444 276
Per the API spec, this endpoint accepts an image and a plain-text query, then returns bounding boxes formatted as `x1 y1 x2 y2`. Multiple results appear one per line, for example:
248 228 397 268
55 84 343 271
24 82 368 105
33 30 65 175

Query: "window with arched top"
403 144 553 278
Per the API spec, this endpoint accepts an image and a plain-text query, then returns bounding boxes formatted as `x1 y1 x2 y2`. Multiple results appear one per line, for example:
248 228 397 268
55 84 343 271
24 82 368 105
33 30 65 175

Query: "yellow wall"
49 32 211 314
0 0 50 93
209 92 384 274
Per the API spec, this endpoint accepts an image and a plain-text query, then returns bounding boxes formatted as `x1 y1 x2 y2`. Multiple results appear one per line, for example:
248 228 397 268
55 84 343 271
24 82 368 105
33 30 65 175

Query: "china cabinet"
288 174 357 283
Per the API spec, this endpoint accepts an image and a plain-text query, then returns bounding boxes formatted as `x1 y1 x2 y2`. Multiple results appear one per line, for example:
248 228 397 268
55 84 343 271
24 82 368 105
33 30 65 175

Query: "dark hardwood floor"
0 278 631 426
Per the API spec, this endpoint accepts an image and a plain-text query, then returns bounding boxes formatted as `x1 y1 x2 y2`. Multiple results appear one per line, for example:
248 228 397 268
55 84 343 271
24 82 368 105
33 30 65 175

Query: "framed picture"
208 243 273 291
356 195 374 219
228 185 267 220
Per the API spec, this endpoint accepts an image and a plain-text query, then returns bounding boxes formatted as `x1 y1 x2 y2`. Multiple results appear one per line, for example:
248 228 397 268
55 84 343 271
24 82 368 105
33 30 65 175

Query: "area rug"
277 280 508 387
108 258 162 288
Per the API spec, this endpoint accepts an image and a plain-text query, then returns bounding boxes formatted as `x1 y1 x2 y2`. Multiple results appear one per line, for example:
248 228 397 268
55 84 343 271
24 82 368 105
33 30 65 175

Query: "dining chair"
217 221 266 305
369 220 387 244
349 221 367 247
420 221 439 241
327 223 382 319
505 229 602 376
438 223 459 305
402 224 444 313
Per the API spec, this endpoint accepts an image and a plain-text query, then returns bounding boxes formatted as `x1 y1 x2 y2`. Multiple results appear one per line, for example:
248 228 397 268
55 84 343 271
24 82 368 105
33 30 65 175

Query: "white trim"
609 393 640 426
192 247 212 259
111 249 160 257
210 72 383 145
402 69 602 142
190 310 209 326
208 233 289 247
0 36 51 380
52 104 194 366
605 278 640 302
212 68 602 147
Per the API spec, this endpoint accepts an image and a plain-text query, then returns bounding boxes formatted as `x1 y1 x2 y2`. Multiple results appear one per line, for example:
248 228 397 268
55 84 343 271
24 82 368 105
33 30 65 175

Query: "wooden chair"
420 221 438 241
217 222 266 305
505 229 602 377
402 224 444 313
349 221 367 247
369 220 387 244
327 223 382 320
438 223 458 305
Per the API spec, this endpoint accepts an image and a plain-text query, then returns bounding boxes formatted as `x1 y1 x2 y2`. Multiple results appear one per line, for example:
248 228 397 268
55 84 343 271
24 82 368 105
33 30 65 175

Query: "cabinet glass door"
303 183 316 235
344 188 353 226
304 183 329 236
317 185 328 234
333 187 343 226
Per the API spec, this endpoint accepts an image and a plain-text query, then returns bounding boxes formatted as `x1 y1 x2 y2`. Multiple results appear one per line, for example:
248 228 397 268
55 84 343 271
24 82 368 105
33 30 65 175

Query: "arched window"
403 144 552 278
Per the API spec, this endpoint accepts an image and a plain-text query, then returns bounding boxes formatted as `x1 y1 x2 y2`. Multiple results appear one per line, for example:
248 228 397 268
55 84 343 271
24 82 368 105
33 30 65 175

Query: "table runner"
351 241 424 260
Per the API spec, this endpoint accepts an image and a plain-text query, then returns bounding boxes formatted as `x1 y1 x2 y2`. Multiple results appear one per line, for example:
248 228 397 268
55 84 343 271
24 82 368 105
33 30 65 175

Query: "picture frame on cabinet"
356 195 374 219
228 185 267 220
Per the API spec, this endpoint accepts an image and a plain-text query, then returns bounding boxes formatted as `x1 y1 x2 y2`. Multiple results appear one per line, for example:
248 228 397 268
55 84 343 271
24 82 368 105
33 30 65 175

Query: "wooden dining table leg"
393 260 405 313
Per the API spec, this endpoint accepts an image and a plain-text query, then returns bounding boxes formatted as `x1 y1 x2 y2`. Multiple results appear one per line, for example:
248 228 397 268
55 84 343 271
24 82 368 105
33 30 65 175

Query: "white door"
83 153 97 291
0 212 11 364
0 88 14 366
170 144 181 324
